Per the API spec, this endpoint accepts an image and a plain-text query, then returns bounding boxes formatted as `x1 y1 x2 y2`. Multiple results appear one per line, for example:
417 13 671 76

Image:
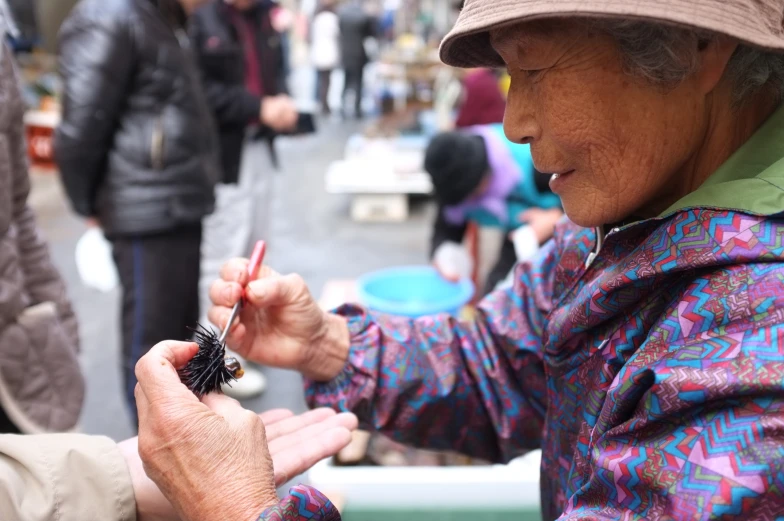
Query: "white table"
325 159 433 222
327 134 434 222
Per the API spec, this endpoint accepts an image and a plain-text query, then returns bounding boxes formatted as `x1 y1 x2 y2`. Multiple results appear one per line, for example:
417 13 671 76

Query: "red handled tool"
218 240 266 344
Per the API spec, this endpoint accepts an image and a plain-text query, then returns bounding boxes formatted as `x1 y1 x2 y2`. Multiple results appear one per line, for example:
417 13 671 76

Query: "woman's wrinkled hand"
133 341 358 521
208 261 350 381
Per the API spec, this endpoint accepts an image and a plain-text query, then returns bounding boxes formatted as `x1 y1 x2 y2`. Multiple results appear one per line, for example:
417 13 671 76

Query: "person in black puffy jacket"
54 0 220 428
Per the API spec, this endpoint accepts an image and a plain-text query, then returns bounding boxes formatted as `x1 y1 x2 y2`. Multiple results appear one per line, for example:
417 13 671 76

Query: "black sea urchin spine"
179 324 238 397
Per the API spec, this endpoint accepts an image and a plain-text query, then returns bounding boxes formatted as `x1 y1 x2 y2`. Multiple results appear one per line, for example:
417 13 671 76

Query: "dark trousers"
342 64 365 117
111 225 202 428
316 69 333 114
483 237 518 297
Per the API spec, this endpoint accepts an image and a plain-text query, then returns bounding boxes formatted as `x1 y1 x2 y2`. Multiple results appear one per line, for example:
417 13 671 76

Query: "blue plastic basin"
357 266 475 318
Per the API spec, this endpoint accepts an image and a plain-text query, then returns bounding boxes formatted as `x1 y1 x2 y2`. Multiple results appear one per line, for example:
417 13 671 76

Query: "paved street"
29 114 435 441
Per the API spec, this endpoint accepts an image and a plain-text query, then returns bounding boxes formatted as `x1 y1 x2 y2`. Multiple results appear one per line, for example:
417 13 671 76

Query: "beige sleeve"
0 434 136 521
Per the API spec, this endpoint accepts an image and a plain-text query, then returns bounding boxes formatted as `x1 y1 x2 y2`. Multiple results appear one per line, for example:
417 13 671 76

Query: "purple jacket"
299 105 784 520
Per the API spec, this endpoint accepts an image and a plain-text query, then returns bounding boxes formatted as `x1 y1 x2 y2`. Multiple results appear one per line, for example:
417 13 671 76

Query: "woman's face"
490 20 711 227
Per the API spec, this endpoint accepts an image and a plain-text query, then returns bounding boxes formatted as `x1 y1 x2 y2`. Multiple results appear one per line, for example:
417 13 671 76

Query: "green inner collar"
658 103 784 218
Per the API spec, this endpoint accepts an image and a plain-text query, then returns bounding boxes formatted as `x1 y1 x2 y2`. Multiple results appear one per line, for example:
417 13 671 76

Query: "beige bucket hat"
440 0 784 68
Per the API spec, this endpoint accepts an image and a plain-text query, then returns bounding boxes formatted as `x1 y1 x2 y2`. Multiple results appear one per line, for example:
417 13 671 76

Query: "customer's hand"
260 95 298 132
517 207 564 244
134 341 358 521
208 262 350 381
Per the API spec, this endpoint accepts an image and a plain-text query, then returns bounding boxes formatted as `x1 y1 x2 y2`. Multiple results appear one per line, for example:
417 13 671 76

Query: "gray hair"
591 20 784 106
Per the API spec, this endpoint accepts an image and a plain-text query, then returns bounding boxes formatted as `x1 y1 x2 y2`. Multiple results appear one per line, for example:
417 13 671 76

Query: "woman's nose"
503 83 539 145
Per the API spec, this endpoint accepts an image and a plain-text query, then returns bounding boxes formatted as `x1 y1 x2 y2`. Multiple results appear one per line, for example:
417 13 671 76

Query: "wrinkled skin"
208 263 349 381
489 19 747 227
131 341 358 521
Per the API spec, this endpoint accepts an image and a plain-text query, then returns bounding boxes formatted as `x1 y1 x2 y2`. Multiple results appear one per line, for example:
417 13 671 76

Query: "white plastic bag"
433 241 473 281
493 226 542 292
74 227 119 293
510 225 540 262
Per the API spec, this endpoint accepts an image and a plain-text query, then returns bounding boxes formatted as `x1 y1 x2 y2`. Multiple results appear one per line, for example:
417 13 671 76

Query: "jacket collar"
584 104 784 267
608 103 784 235
659 103 784 219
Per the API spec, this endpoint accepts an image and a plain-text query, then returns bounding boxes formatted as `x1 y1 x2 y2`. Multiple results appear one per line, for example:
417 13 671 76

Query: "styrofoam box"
325 159 433 195
351 194 409 222
307 449 542 509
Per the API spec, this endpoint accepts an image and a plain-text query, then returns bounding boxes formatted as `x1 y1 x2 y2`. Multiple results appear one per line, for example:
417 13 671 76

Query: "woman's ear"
696 36 739 95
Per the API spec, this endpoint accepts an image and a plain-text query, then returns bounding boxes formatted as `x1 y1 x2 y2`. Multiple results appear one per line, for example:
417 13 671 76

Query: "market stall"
325 134 433 222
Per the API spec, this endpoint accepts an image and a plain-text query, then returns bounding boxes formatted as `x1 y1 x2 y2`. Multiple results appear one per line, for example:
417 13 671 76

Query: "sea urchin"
179 323 244 397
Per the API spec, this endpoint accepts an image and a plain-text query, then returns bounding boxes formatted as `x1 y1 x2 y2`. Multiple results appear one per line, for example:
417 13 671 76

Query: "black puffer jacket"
190 0 287 184
55 0 219 238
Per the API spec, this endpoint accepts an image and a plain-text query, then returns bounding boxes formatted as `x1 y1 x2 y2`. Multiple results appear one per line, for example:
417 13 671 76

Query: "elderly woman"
206 0 784 519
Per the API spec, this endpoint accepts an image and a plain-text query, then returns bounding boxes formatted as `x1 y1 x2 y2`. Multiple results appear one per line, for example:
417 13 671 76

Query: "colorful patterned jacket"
300 105 784 521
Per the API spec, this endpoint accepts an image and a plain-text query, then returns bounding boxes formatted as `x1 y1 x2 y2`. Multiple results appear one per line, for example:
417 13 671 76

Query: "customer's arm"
0 434 136 521
54 7 135 218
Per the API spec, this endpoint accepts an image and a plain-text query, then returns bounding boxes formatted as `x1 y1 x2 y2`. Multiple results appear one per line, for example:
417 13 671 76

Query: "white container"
307 450 542 510
351 194 409 222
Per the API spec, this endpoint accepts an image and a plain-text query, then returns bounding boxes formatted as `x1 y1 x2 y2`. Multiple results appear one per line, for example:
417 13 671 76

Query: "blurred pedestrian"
0 3 83 436
454 68 506 128
424 125 563 295
191 0 298 398
311 0 341 115
55 0 221 428
337 0 377 119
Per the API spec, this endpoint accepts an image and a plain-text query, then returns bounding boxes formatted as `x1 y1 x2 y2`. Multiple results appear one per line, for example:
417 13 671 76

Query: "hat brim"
440 1 784 68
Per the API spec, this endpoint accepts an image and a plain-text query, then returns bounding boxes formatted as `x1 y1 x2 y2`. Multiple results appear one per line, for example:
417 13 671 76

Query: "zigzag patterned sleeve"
258 485 341 521
305 240 560 463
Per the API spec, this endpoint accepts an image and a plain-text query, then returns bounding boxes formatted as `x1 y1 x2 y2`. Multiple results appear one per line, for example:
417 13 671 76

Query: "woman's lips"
548 170 575 192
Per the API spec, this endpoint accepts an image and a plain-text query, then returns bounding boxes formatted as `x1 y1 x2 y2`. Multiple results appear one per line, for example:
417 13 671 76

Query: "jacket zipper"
151 115 164 170
157 8 218 182
585 226 605 269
